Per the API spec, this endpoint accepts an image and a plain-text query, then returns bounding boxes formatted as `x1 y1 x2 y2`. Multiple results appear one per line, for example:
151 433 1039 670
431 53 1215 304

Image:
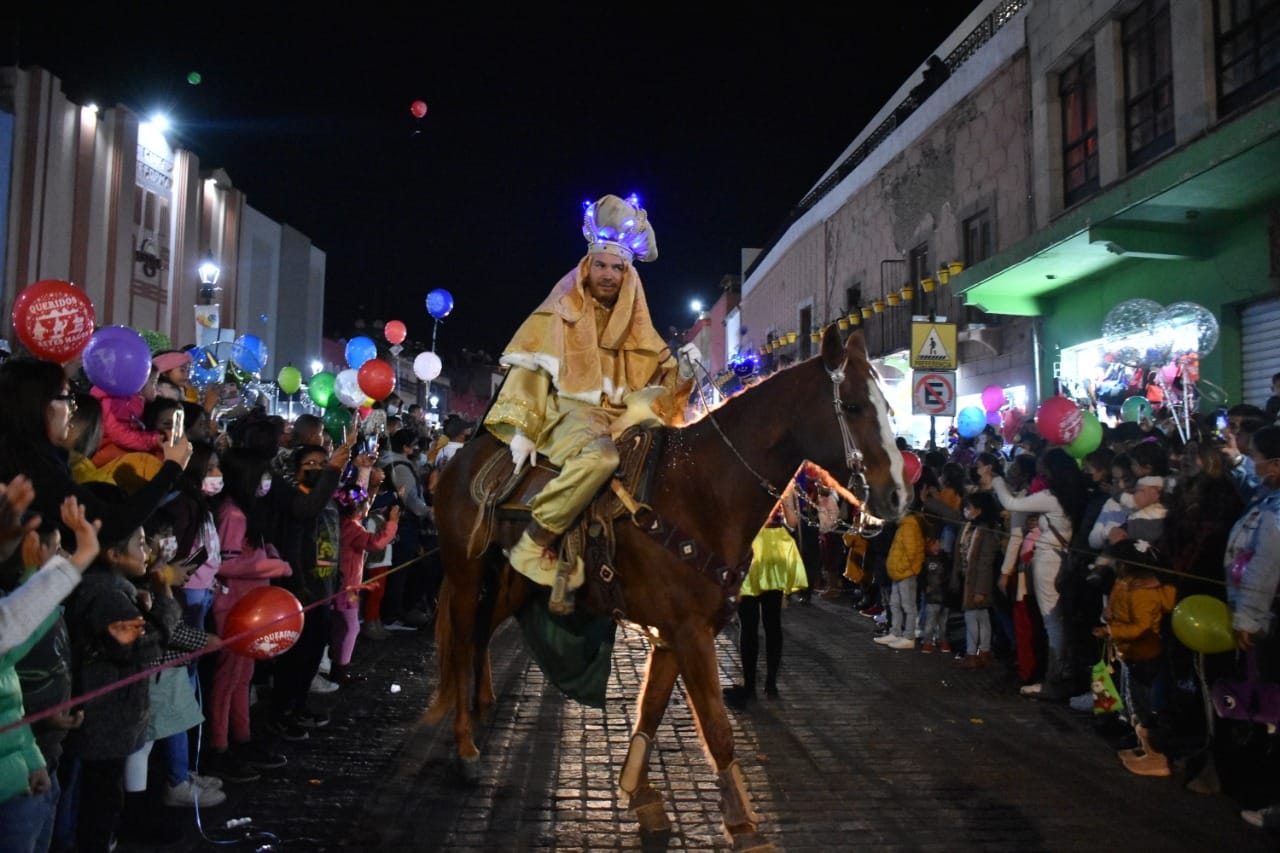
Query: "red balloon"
901 450 922 485
384 319 407 345
357 358 396 401
11 280 96 363
1035 396 1084 446
224 587 304 659
410 100 428 119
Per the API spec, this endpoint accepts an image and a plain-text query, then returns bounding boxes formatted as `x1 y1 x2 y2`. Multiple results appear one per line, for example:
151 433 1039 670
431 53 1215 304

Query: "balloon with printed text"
1035 396 1083 446
1065 410 1102 459
11 280 96 363
225 586 304 659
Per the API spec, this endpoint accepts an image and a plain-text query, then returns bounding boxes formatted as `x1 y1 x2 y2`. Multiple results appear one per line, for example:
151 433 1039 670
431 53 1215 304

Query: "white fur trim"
560 387 605 405
501 352 560 377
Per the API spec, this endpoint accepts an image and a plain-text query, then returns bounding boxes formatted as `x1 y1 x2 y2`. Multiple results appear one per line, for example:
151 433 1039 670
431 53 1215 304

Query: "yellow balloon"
1172 594 1234 654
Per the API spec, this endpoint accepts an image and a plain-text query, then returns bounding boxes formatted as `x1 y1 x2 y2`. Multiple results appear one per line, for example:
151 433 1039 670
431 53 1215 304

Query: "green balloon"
322 405 353 443
277 365 302 395
1172 594 1235 654
308 371 336 408
1066 411 1102 459
1121 395 1153 423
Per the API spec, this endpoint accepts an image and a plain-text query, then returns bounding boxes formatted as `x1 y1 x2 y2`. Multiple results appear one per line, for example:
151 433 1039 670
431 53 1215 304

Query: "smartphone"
364 433 379 456
170 407 184 446
1215 409 1229 433
179 545 209 568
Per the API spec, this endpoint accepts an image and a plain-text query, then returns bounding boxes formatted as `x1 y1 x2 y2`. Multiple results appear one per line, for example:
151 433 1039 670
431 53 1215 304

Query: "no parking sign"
913 371 956 416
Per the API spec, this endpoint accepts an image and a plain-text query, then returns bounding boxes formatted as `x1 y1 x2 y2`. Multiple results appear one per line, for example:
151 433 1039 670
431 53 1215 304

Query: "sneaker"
318 649 332 676
293 708 331 728
360 620 391 641
310 673 339 694
1069 692 1095 713
873 612 888 624
939 641 953 655
204 751 262 783
873 633 898 645
264 715 310 742
1241 806 1280 828
189 772 224 791
920 642 935 654
1019 683 1044 697
164 779 228 808
401 608 432 627
859 604 884 617
888 636 916 650
385 620 418 632
236 742 288 770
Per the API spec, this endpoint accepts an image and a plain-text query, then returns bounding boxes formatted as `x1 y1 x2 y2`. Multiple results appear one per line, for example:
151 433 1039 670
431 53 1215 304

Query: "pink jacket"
336 514 398 609
212 502 292 628
90 386 161 466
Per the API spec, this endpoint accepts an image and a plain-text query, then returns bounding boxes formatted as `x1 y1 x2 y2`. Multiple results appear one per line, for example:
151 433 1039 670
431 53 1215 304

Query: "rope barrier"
0 549 434 737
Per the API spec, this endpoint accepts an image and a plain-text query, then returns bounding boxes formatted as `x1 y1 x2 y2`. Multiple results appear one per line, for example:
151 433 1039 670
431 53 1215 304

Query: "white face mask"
386 405 399 416
256 475 273 497
202 475 224 496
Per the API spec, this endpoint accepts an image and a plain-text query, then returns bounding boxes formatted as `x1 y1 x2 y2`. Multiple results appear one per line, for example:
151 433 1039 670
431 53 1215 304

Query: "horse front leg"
675 631 773 853
620 645 679 835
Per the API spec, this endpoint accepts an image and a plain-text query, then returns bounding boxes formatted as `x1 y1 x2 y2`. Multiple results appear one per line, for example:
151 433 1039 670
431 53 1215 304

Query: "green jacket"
0 609 58 803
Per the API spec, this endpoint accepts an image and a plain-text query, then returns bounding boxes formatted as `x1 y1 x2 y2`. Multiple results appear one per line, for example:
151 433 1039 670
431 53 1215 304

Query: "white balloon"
414 351 442 382
335 368 365 408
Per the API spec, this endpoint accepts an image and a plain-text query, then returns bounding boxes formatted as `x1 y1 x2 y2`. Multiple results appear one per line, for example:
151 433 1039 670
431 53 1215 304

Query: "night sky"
4 3 975 361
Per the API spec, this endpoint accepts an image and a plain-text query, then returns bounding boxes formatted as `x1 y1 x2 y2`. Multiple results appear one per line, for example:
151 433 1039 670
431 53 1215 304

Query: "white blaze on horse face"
866 378 909 516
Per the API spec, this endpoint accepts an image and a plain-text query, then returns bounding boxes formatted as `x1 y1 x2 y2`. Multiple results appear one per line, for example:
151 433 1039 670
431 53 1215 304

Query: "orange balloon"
224 587 304 659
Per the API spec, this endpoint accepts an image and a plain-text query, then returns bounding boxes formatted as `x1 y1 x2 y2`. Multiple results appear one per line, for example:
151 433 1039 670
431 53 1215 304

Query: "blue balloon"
956 405 987 439
426 289 454 320
232 334 269 374
345 336 377 370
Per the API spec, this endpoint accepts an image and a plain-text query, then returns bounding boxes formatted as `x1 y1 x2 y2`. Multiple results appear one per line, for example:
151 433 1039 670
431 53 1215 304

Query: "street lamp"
690 299 703 314
310 359 323 376
198 257 221 304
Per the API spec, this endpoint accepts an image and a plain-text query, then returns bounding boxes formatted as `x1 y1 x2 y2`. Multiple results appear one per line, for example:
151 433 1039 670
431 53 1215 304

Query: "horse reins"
686 354 883 536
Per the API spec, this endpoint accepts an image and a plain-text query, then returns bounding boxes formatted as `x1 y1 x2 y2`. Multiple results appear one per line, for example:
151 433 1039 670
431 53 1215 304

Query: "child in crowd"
955 491 1003 669
206 448 292 784
90 366 164 468
1111 475 1167 547
918 534 951 653
359 477 399 641
1093 538 1176 777
874 489 926 650
62 515 160 853
331 482 399 685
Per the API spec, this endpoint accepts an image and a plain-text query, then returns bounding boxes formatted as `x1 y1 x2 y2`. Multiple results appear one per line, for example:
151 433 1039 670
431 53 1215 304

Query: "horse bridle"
689 355 884 537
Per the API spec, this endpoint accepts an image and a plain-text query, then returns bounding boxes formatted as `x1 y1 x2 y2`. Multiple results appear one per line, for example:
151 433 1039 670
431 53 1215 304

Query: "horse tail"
425 579 457 724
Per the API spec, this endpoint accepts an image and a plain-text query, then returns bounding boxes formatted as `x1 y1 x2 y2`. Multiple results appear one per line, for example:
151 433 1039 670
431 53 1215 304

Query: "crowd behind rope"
736 393 1280 828
0 348 468 851
2 338 1280 847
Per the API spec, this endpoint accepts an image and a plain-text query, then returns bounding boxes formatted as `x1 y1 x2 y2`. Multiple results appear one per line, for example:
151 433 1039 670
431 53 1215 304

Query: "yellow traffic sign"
910 322 957 370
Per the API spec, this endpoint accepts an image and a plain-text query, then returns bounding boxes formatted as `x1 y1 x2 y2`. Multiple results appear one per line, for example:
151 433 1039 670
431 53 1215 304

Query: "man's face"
584 253 626 307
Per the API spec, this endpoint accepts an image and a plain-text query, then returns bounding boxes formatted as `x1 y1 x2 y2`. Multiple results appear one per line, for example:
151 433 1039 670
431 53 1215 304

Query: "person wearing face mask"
263 438 356 739
155 442 224 642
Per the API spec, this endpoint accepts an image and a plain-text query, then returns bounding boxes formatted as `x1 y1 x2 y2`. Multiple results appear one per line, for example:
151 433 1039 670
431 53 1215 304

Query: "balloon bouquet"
412 289 453 391
1101 298 1219 442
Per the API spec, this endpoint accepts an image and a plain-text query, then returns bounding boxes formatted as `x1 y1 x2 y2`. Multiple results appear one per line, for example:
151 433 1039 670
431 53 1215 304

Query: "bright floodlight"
428 395 440 408
691 300 703 313
310 360 323 376
148 113 171 132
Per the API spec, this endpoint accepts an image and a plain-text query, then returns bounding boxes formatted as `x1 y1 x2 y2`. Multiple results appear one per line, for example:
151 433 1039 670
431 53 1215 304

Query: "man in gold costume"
485 194 700 605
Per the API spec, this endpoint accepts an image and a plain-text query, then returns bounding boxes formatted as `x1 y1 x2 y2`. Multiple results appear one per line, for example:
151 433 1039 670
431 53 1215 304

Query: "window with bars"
909 244 931 285
1060 49 1100 206
1215 0 1280 116
1124 0 1175 169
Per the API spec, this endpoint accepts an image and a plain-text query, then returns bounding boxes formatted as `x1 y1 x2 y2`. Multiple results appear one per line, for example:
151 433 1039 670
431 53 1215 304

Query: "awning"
952 96 1280 315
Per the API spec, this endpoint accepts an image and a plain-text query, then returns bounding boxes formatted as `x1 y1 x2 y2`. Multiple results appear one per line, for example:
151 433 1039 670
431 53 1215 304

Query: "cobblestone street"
123 597 1279 852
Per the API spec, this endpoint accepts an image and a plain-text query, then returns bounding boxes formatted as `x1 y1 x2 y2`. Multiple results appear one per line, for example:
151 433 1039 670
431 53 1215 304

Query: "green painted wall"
1039 214 1274 408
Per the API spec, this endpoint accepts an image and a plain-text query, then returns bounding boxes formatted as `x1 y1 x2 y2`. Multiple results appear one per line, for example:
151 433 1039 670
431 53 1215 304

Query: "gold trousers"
530 401 620 535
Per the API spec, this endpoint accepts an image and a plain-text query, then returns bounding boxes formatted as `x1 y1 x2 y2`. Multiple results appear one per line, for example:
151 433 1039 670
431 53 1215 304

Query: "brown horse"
426 325 907 851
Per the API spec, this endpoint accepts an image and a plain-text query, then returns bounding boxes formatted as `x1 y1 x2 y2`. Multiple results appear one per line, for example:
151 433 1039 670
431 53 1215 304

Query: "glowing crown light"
582 194 656 263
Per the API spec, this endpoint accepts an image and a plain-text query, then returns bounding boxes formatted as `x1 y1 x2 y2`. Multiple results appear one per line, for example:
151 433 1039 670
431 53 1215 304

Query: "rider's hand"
677 343 703 380
509 430 537 473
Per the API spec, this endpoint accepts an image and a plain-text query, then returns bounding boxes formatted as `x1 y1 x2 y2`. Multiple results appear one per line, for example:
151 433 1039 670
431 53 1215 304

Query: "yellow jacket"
886 513 926 581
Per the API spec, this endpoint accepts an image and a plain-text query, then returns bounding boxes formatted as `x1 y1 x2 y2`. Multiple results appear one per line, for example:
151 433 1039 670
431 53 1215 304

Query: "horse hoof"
457 753 481 783
633 800 672 835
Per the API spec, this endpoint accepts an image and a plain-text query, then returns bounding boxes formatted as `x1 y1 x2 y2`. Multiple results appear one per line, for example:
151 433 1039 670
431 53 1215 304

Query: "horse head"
819 325 910 523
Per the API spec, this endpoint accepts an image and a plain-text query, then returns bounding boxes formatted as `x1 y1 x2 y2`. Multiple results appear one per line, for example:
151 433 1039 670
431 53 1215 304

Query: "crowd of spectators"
0 349 471 851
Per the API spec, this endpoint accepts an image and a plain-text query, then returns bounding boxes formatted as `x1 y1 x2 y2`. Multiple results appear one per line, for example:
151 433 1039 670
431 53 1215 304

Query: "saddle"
468 425 668 618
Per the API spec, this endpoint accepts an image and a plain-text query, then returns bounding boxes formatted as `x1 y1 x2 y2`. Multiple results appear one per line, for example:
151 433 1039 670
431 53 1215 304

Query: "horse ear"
821 324 846 371
843 328 868 359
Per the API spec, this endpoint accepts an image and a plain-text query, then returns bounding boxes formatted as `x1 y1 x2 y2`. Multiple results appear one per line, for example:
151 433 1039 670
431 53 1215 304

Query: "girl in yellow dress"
723 479 809 709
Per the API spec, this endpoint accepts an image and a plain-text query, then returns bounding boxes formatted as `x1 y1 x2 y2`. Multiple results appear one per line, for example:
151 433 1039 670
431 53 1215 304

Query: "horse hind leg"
675 634 774 852
620 646 678 837
474 556 526 719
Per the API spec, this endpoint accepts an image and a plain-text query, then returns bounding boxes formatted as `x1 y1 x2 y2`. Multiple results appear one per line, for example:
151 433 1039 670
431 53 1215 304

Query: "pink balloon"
981 384 1005 413
901 450 922 485
986 410 1003 427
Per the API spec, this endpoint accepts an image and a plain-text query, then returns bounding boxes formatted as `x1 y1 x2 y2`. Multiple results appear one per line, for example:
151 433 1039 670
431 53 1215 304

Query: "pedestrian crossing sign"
910 322 957 370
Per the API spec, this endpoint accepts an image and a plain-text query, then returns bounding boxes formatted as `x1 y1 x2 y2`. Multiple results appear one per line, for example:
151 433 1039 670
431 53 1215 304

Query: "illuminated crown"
581 194 658 263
